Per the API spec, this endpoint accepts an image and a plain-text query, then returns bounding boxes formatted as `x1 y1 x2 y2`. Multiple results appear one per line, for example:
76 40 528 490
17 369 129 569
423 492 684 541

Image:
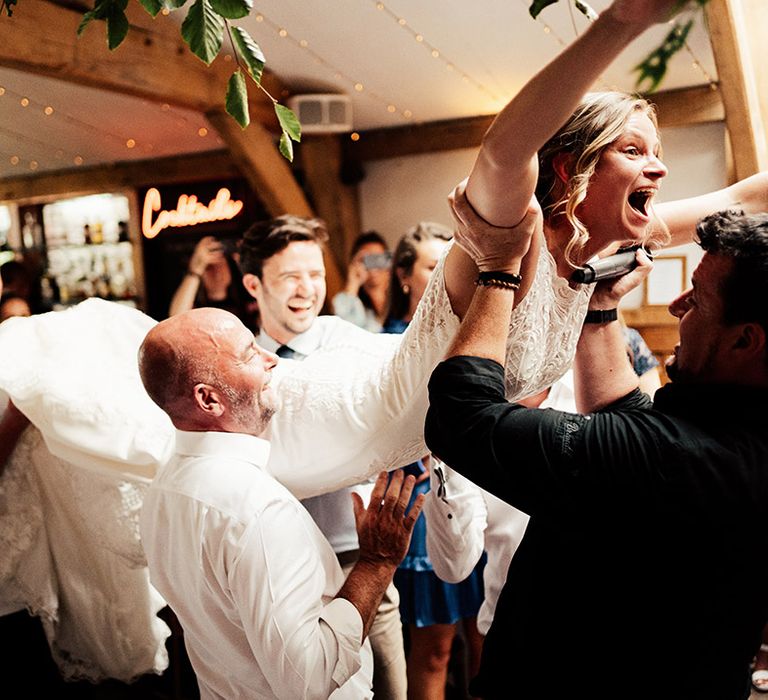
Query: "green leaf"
138 0 164 16
181 0 225 65
274 103 301 143
230 26 265 84
210 0 252 20
634 18 693 93
225 69 250 128
1 0 19 17
106 4 130 49
77 0 109 36
164 0 190 7
529 0 558 19
279 131 294 162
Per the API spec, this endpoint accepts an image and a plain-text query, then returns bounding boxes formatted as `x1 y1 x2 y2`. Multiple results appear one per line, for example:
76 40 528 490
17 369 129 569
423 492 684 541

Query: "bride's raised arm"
442 0 684 319
464 0 680 226
658 171 768 248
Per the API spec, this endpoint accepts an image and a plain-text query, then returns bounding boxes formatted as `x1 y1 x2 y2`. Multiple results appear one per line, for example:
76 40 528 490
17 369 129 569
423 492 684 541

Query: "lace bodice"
268 266 461 498
503 244 593 400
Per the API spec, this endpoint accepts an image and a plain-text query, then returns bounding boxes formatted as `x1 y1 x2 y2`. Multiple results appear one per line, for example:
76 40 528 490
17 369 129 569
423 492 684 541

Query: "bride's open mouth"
627 188 656 220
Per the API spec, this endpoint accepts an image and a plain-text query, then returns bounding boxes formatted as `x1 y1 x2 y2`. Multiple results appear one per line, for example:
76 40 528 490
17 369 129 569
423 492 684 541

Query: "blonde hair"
535 92 668 266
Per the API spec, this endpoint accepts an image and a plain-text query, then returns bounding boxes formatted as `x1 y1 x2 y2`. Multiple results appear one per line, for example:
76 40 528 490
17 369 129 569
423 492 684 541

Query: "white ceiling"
0 0 717 179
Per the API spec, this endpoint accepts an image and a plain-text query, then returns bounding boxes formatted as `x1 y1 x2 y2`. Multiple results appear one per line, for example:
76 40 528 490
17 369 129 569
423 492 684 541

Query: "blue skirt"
394 468 487 628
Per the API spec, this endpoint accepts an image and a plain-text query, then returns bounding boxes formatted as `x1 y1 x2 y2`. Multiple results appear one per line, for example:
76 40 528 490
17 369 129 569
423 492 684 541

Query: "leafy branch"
15 0 301 160
3 0 714 162
529 0 712 93
1 0 18 16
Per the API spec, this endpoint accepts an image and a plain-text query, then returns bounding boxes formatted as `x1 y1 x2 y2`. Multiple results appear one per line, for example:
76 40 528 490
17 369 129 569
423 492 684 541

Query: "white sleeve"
266 249 460 499
423 461 488 583
0 299 172 481
475 492 531 635
233 498 365 699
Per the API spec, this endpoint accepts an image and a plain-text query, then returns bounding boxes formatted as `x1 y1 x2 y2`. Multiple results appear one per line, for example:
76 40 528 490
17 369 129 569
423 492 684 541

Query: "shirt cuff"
423 464 487 582
319 597 364 687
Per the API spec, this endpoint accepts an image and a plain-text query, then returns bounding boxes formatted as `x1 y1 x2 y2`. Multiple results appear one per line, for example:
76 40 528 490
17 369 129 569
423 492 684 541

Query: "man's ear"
242 273 261 300
551 152 573 185
732 322 767 359
193 383 226 417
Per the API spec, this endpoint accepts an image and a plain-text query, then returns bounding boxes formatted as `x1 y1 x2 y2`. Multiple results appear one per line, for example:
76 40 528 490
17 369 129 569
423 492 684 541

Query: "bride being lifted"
441 0 768 402
2 0 767 510
0 0 766 681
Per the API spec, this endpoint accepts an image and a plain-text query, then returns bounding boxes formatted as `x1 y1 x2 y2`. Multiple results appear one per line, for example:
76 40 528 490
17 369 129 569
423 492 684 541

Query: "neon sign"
142 187 244 239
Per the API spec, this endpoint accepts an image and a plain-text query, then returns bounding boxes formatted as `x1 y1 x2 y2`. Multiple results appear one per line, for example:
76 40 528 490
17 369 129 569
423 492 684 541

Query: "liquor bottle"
92 220 104 245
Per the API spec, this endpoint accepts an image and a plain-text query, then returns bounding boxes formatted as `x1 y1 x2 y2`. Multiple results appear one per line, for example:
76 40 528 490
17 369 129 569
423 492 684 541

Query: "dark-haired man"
425 209 768 700
238 215 408 698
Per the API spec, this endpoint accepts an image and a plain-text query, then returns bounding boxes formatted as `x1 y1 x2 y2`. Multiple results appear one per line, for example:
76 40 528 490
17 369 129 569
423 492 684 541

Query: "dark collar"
653 382 768 429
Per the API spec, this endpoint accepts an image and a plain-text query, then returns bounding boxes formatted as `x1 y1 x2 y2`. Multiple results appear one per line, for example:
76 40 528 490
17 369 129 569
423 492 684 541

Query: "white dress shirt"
140 430 373 700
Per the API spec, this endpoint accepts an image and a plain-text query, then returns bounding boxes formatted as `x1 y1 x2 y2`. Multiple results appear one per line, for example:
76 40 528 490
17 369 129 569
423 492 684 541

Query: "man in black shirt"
425 209 768 700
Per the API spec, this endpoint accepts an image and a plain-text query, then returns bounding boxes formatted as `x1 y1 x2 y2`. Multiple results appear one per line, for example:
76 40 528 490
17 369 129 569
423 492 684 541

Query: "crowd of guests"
3 1 768 699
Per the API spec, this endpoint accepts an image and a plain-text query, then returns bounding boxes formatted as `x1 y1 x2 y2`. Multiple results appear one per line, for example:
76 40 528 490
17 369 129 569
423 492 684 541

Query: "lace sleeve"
267 248 460 499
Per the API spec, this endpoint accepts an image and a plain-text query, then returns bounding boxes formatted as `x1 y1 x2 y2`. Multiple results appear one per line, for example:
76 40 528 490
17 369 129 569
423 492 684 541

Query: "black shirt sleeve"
425 356 656 518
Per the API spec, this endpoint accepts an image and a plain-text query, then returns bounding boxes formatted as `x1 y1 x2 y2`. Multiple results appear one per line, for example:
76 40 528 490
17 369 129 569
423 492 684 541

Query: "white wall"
359 120 728 308
359 148 477 247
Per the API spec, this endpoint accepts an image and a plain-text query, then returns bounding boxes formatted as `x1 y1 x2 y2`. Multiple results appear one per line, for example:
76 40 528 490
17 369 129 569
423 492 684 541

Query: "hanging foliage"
14 0 300 161
0 0 18 17
529 0 712 93
2 0 714 162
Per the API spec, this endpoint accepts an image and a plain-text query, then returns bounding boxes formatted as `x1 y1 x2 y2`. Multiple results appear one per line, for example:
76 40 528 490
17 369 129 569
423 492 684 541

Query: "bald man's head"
138 308 278 435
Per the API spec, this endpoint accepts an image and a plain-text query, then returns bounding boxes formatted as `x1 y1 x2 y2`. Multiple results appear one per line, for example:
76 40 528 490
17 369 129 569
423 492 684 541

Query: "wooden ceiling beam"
300 134 362 287
345 115 495 163
705 0 767 179
0 0 282 128
205 110 312 219
647 84 724 130
345 85 725 163
205 109 343 294
0 150 240 203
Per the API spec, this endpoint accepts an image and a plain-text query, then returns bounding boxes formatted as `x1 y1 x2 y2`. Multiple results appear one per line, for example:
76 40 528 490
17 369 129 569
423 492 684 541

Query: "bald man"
138 307 423 700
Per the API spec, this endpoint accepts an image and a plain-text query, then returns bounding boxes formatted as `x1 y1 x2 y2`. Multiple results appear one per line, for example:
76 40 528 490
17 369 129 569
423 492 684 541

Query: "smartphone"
362 252 392 270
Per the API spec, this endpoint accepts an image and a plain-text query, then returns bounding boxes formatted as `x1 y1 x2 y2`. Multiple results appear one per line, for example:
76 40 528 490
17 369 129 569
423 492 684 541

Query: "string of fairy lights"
1 1 720 172
368 0 503 103
0 82 212 172
248 1 518 132
250 9 417 124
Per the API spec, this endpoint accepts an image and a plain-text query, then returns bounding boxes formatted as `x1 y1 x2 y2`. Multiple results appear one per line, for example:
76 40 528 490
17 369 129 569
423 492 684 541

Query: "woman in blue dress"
384 222 486 700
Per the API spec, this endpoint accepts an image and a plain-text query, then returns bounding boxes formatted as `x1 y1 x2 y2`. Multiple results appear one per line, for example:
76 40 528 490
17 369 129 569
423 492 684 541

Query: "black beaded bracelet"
583 308 618 324
476 270 522 291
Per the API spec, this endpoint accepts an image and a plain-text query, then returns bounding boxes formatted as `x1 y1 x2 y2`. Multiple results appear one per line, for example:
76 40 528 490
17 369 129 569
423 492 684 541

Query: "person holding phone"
168 235 255 326
333 231 391 332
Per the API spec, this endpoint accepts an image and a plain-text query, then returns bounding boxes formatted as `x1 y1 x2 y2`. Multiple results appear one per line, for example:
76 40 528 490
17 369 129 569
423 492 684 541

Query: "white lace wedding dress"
0 302 170 683
0 240 590 682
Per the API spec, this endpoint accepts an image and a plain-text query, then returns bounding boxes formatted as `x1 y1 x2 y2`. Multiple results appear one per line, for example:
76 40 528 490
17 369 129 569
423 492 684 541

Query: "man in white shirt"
138 307 423 700
239 214 408 698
